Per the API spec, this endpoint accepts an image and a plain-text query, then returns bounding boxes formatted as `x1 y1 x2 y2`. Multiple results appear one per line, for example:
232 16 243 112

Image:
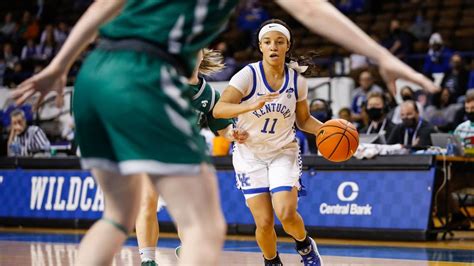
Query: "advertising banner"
0 168 435 230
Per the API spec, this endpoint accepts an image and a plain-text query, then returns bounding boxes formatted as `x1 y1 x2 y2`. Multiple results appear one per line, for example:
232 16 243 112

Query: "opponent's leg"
76 169 143 266
149 164 226 266
136 175 159 264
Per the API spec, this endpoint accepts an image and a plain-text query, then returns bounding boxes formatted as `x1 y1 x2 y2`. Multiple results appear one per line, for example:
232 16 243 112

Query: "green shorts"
74 49 207 175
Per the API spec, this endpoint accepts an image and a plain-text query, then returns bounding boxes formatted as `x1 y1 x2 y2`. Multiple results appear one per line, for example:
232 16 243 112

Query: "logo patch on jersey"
257 92 266 96
287 87 294 98
201 100 208 108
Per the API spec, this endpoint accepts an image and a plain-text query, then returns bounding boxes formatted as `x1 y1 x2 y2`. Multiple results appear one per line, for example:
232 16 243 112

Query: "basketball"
316 119 359 162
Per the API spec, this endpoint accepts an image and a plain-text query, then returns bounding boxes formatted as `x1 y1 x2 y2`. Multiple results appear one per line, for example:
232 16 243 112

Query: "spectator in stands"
40 24 54 45
3 62 29 88
390 86 424 124
424 87 463 132
435 91 474 230
21 39 38 60
0 12 17 40
2 43 19 69
36 33 56 61
422 33 452 77
207 41 237 81
310 98 333 123
441 53 469 102
236 0 269 44
23 17 40 41
387 100 437 148
0 58 5 86
383 19 414 60
360 92 395 141
17 11 32 40
454 90 474 149
414 89 429 110
335 0 365 13
54 22 69 48
409 9 432 41
305 99 333 154
7 109 50 156
351 70 383 123
0 121 6 157
338 107 353 122
467 59 474 90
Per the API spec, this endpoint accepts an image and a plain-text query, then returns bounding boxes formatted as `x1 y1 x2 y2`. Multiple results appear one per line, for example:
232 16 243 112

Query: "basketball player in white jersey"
213 19 324 266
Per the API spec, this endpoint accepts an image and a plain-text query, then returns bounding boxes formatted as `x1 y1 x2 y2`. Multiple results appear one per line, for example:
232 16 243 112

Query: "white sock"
139 247 156 262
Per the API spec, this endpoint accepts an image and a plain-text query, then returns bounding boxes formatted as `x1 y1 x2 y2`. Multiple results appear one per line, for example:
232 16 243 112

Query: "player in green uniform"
13 1 239 265
13 0 438 265
136 49 247 266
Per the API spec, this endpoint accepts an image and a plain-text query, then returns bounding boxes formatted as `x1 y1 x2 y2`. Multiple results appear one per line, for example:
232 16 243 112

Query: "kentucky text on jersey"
252 103 291 119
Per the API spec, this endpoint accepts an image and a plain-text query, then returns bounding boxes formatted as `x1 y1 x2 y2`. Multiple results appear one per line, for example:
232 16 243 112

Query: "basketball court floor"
0 228 473 265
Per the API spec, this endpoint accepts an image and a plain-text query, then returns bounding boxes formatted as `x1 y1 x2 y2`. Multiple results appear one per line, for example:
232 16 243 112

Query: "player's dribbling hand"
11 65 66 111
248 92 279 111
231 128 249 144
378 54 439 96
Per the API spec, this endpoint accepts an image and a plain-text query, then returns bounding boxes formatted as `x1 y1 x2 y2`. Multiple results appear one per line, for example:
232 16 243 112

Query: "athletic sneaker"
175 245 181 259
141 260 158 266
296 237 323 266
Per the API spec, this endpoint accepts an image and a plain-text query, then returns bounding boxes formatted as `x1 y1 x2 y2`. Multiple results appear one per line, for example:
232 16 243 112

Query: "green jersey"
190 77 233 134
100 0 238 74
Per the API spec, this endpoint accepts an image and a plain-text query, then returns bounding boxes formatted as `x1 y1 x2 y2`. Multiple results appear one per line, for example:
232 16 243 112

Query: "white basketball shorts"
232 141 302 200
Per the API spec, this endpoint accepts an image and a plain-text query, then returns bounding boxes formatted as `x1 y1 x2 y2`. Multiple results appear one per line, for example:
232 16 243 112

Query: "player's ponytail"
198 48 225 76
287 51 320 77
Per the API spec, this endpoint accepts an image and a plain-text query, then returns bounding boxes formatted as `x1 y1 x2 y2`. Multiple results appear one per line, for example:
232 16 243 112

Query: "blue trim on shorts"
241 65 257 102
270 186 293 193
242 187 269 194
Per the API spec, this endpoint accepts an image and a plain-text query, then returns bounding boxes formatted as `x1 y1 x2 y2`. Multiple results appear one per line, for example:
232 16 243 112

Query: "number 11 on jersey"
261 118 278 134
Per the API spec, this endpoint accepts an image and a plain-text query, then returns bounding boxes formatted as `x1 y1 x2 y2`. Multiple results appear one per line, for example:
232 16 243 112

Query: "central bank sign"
320 181 372 216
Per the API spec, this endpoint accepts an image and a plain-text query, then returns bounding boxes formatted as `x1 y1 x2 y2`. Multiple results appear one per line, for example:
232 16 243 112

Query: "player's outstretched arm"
276 0 438 95
12 0 125 109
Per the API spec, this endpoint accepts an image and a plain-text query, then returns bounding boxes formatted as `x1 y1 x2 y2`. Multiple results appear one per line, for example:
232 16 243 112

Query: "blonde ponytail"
199 48 225 76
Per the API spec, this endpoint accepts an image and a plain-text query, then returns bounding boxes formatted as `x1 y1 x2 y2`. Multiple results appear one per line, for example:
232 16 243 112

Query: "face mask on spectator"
466 112 474 122
311 111 328 123
402 118 417 128
402 94 413 101
367 108 383 121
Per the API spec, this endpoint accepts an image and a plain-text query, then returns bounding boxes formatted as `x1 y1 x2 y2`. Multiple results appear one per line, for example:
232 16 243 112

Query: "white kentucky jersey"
229 61 308 154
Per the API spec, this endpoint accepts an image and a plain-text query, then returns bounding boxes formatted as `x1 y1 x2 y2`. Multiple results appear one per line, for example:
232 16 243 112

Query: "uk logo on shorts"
237 173 250 188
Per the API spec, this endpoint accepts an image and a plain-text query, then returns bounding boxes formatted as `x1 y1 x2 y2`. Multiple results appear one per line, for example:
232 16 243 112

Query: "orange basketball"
316 119 359 162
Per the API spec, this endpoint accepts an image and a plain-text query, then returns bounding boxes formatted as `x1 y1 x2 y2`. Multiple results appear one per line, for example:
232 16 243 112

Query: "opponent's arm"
276 0 437 95
12 0 125 108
